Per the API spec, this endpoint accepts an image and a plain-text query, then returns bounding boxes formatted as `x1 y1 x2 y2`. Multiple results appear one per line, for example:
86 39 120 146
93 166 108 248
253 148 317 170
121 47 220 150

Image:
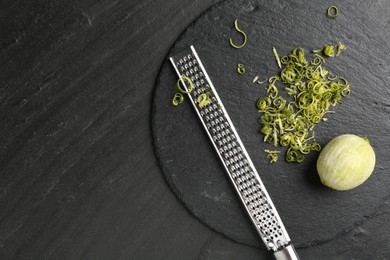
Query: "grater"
169 46 299 260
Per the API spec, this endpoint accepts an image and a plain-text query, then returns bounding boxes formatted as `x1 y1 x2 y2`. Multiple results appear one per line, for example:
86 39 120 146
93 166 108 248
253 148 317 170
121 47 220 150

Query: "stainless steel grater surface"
170 46 299 260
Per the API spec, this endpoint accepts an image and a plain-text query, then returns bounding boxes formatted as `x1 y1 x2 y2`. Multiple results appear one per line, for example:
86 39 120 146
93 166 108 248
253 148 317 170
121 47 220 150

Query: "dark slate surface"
0 0 389 259
0 1 232 259
152 0 390 256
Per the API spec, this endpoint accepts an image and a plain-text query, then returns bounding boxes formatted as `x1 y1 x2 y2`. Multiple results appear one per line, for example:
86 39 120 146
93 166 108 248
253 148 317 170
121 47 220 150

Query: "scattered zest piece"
323 45 335 57
176 75 194 94
316 42 346 58
286 148 305 163
172 92 184 106
265 150 280 163
237 64 246 74
253 76 268 84
312 48 323 53
337 42 346 56
197 92 211 107
327 6 339 19
229 19 247 49
273 47 282 69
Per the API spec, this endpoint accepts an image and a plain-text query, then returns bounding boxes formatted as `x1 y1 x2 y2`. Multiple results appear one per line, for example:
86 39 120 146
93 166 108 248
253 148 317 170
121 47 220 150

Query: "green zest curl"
327 6 339 19
265 150 280 163
286 148 305 163
253 76 268 84
197 92 211 107
229 19 247 49
237 64 246 74
257 97 271 112
176 75 194 94
172 92 184 106
172 76 195 107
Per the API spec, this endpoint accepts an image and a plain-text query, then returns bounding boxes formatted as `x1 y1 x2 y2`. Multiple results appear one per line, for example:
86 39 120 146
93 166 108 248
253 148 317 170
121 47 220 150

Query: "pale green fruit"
316 134 376 191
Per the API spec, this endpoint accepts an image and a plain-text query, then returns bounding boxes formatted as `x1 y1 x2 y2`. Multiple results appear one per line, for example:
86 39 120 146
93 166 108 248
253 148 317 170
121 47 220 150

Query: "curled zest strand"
237 64 246 74
257 97 271 112
265 150 280 163
267 84 279 99
327 6 339 19
286 149 304 163
253 76 268 84
229 19 247 49
197 92 211 107
172 92 184 106
176 75 194 94
311 54 325 66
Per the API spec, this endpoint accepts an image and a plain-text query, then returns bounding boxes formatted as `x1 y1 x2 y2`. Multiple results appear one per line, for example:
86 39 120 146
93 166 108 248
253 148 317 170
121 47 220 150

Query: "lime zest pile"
256 46 350 163
229 19 247 49
327 6 339 19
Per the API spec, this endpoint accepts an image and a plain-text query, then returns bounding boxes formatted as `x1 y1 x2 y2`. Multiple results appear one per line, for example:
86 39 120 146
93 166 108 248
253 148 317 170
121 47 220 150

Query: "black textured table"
1 1 390 260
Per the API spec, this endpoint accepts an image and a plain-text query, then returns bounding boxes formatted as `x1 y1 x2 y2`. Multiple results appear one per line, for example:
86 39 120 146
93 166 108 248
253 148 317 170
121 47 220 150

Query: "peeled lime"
316 134 376 191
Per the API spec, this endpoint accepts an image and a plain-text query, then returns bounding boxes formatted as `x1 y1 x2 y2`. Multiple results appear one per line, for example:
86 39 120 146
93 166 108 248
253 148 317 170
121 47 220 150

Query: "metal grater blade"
169 46 299 260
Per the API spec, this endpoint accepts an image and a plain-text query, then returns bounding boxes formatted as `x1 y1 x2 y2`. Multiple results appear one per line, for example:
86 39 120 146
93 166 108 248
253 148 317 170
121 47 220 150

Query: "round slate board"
152 0 390 248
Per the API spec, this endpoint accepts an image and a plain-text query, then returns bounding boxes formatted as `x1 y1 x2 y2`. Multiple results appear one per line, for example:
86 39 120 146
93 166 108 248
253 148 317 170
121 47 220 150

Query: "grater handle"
273 244 299 260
